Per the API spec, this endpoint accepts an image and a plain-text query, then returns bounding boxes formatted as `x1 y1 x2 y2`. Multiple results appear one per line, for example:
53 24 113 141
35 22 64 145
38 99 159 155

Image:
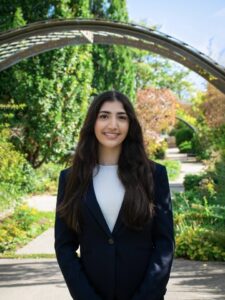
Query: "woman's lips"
103 132 120 139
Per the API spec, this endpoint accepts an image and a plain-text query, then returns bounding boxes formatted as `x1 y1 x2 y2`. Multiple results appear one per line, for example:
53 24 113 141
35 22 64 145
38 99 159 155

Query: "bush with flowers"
0 204 54 255
174 154 225 261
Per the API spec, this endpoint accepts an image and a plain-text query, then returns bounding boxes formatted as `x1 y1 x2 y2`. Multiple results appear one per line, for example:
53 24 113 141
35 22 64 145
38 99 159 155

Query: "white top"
93 165 125 232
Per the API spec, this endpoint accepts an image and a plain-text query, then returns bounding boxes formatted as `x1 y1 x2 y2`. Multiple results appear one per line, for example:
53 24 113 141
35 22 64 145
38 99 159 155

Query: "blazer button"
108 238 114 245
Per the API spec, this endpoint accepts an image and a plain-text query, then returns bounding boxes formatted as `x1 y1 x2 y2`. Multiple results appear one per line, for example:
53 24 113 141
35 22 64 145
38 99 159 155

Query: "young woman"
55 90 174 300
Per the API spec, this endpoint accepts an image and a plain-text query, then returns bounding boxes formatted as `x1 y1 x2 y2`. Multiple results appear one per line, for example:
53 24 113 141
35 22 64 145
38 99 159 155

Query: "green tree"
132 48 194 100
91 0 136 101
0 0 93 168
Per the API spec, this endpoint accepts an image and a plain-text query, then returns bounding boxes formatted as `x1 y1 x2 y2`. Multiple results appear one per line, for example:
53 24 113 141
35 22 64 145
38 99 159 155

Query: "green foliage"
172 121 196 154
175 225 225 261
108 0 128 22
0 128 65 212
191 126 225 161
0 204 54 254
184 157 225 206
0 0 52 31
189 87 225 159
147 140 168 160
175 155 225 261
155 159 181 181
178 140 192 153
173 192 225 261
175 127 193 146
211 124 225 151
0 102 26 129
0 128 36 211
211 150 225 205
184 174 205 192
190 132 212 160
0 0 94 168
154 142 167 159
91 0 136 101
31 161 66 194
92 44 136 100
184 174 218 207
132 47 195 100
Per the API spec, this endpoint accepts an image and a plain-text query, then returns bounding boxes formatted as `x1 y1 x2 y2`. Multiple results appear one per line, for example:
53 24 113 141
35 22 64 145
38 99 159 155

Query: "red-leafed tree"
201 84 225 128
136 87 177 156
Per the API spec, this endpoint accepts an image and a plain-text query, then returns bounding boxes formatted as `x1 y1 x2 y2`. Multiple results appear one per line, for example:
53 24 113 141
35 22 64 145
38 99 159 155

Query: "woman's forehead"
99 100 126 112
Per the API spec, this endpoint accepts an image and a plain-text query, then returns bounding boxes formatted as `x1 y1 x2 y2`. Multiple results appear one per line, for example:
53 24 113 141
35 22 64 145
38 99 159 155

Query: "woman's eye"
119 115 128 120
99 114 108 119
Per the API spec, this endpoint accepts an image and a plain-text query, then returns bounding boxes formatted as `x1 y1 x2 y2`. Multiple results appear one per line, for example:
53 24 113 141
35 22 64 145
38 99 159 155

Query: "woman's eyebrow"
99 110 110 114
99 110 127 114
117 112 127 115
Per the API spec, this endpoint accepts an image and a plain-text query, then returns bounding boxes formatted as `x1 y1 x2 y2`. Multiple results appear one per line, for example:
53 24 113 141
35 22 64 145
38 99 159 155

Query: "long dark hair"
57 90 156 232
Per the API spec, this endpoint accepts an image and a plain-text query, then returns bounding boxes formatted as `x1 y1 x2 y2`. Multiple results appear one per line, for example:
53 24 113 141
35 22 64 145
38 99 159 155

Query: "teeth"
104 133 118 137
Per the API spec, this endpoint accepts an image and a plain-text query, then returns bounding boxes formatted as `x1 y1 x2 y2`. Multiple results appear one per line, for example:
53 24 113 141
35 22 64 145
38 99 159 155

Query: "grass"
0 253 56 259
0 204 55 257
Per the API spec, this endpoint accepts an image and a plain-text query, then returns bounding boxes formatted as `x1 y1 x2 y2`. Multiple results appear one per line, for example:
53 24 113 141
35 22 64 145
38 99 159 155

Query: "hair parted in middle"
57 90 156 232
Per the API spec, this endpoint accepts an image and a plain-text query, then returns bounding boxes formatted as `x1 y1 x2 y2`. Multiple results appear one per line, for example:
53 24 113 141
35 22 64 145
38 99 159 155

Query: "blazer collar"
84 179 124 237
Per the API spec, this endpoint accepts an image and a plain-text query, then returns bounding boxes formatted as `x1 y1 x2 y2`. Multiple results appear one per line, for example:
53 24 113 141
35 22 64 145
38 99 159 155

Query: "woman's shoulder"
60 166 72 178
148 159 167 176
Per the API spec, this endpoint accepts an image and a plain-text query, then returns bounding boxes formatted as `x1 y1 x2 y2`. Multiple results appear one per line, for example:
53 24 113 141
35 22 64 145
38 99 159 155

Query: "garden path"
166 147 206 194
1 258 224 300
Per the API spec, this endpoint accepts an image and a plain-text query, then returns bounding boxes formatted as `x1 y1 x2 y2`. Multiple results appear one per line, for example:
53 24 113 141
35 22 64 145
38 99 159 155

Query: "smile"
103 132 120 138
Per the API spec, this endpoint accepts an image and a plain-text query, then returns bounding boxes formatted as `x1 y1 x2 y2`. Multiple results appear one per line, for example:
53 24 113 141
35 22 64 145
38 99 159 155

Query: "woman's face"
94 100 129 151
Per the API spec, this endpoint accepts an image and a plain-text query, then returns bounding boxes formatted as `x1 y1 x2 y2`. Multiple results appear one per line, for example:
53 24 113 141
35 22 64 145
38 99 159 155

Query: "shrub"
175 127 193 146
146 138 168 159
0 129 36 210
184 170 222 206
153 140 168 159
0 129 65 211
0 182 22 212
191 133 212 160
198 177 217 203
183 174 206 192
178 140 192 153
175 225 225 261
213 150 225 205
0 204 54 254
173 192 225 261
156 159 181 181
31 162 66 194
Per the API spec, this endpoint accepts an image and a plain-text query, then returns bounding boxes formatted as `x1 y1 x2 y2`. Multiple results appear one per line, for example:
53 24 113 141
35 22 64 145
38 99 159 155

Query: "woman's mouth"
103 132 120 139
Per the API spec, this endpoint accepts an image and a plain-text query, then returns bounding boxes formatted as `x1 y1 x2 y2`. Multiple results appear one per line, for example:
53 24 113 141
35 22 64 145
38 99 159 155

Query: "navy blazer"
54 162 174 300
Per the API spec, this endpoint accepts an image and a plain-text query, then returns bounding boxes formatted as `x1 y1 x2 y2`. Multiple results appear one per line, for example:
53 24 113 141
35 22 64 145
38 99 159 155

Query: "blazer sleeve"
131 165 175 300
54 170 102 300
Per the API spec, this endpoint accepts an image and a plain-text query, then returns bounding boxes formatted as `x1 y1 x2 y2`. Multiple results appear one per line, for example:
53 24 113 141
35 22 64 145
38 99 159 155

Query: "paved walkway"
166 147 206 194
1 148 224 300
24 194 56 212
0 258 224 299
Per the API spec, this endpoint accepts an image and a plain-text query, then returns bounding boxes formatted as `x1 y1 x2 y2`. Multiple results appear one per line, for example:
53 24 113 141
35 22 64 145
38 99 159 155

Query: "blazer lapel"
112 202 124 235
84 179 112 237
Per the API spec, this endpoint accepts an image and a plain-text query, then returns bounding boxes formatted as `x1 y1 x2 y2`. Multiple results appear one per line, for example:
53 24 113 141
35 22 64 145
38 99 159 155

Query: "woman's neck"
98 145 121 165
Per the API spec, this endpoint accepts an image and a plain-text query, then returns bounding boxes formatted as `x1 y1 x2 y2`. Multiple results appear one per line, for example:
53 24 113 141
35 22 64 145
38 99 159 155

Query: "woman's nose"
108 116 118 129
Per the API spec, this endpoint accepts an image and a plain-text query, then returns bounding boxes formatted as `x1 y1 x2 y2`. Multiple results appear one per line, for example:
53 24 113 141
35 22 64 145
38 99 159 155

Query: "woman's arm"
54 170 102 300
131 165 175 300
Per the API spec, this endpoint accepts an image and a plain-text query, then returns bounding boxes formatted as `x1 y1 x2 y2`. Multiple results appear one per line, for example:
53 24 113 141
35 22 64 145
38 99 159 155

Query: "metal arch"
0 18 225 94
176 116 197 133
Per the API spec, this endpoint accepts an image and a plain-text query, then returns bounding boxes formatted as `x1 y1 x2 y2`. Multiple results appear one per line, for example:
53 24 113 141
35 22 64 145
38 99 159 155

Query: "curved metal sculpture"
0 18 225 94
176 116 196 132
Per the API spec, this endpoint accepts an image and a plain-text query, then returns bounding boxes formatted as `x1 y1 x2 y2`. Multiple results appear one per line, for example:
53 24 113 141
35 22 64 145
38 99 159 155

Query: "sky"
126 0 225 90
